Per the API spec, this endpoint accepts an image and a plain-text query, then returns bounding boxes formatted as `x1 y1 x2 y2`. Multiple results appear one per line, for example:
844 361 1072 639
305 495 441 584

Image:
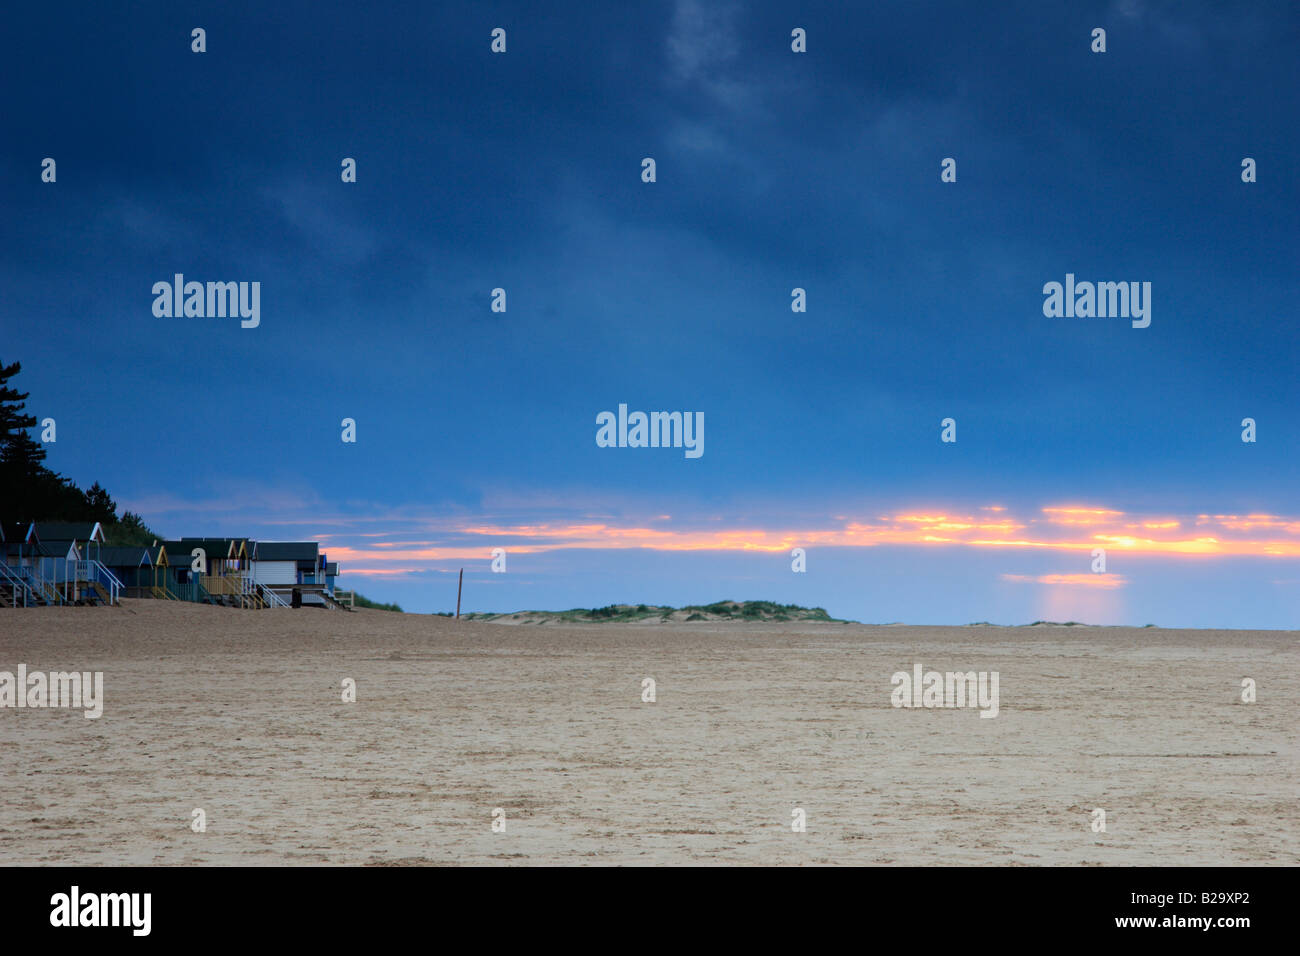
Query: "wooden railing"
76 560 123 605
22 564 66 605
255 581 291 608
201 574 242 596
0 563 33 606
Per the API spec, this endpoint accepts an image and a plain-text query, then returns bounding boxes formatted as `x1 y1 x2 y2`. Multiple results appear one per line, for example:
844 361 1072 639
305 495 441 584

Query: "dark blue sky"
3 1 1298 624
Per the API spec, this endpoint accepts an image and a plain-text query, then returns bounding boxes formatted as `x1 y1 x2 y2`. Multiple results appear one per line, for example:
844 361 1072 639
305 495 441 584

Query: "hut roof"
163 539 235 558
39 539 81 559
33 521 104 543
178 537 249 558
99 546 152 567
254 541 319 562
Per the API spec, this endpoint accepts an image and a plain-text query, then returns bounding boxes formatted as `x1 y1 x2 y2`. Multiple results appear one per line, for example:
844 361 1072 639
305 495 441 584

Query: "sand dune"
1 600 1295 865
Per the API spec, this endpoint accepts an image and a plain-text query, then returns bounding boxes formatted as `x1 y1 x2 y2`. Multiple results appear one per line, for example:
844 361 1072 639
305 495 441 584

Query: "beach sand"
1 600 1296 865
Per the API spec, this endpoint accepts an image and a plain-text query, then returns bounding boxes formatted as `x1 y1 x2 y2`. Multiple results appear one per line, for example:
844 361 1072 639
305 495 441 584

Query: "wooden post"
456 568 463 619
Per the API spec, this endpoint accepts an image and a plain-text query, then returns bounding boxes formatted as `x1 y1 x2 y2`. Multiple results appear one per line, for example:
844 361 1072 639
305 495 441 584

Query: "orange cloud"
1041 506 1125 526
323 503 1300 579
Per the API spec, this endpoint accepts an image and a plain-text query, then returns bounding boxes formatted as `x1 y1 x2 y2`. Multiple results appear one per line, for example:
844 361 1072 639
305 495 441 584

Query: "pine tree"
1 429 47 477
0 360 68 518
0 360 146 526
0 359 43 469
82 482 118 524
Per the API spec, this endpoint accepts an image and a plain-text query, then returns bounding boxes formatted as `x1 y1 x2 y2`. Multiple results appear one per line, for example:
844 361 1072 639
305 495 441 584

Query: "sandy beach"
1 601 1296 866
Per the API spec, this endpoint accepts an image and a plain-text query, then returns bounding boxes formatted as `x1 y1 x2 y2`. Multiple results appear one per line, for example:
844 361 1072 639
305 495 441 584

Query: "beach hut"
146 543 213 603
1 521 34 568
29 522 112 602
0 523 122 605
161 538 247 605
153 542 221 604
226 538 253 605
175 537 251 574
32 521 105 563
207 537 251 606
251 541 335 606
251 541 318 586
100 546 153 598
143 543 175 598
28 535 123 605
35 537 81 601
167 538 235 575
0 524 31 606
159 541 197 582
0 523 63 605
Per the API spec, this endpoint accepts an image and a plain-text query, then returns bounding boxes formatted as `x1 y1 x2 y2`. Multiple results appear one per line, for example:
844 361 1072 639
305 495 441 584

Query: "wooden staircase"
201 574 249 607
0 563 27 606
90 581 115 606
320 590 354 611
30 574 63 606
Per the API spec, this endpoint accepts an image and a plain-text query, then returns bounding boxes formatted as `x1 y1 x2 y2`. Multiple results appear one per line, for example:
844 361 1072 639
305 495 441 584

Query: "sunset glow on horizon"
316 504 1300 577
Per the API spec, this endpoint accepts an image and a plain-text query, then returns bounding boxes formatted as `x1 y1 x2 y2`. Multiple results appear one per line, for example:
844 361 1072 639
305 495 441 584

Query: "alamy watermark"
596 404 704 458
0 664 103 718
890 663 999 718
50 886 150 936
1042 273 1150 328
152 274 260 328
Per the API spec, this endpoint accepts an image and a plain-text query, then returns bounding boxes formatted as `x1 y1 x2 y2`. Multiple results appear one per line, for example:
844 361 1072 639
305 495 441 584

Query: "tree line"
0 359 156 545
